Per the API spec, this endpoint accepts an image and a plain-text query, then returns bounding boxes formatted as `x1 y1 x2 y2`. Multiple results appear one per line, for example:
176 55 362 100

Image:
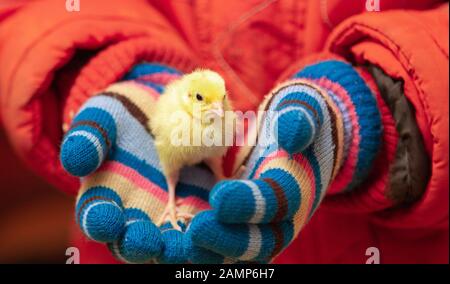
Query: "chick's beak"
209 102 224 117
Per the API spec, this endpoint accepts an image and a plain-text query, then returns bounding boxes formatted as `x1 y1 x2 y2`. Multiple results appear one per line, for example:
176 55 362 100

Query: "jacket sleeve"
0 0 198 195
320 3 449 229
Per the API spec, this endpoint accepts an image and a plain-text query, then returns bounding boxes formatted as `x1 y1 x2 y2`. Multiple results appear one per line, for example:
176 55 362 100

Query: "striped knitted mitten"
187 59 383 263
60 63 215 263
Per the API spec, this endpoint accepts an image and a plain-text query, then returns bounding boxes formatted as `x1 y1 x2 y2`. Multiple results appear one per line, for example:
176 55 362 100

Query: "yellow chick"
151 69 235 230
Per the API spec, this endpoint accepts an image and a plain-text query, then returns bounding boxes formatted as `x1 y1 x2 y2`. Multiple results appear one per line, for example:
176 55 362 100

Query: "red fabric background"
0 0 447 263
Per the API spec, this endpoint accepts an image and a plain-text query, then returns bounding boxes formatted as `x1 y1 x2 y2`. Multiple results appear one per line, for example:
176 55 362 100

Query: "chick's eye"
195 93 203 101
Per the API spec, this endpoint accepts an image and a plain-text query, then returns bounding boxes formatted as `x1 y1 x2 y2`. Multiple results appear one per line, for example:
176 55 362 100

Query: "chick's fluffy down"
150 71 235 175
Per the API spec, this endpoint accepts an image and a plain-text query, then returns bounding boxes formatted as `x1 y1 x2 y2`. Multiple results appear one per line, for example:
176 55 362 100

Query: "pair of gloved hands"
60 59 382 263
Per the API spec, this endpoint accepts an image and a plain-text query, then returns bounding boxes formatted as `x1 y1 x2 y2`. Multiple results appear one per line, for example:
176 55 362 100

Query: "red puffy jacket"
0 0 448 263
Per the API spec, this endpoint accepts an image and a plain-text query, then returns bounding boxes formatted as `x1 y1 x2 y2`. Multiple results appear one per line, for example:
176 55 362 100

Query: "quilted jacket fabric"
0 0 447 263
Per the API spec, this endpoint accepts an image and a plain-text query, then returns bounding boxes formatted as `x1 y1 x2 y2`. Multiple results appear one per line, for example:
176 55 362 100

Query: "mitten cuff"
293 59 383 194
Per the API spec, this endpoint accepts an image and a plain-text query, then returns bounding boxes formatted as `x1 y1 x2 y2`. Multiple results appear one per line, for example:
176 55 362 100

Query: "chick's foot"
157 200 195 231
231 165 246 179
157 201 180 231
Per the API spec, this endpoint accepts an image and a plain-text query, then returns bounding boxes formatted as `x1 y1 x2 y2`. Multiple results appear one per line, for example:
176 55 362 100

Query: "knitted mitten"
187 59 383 263
60 63 215 263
